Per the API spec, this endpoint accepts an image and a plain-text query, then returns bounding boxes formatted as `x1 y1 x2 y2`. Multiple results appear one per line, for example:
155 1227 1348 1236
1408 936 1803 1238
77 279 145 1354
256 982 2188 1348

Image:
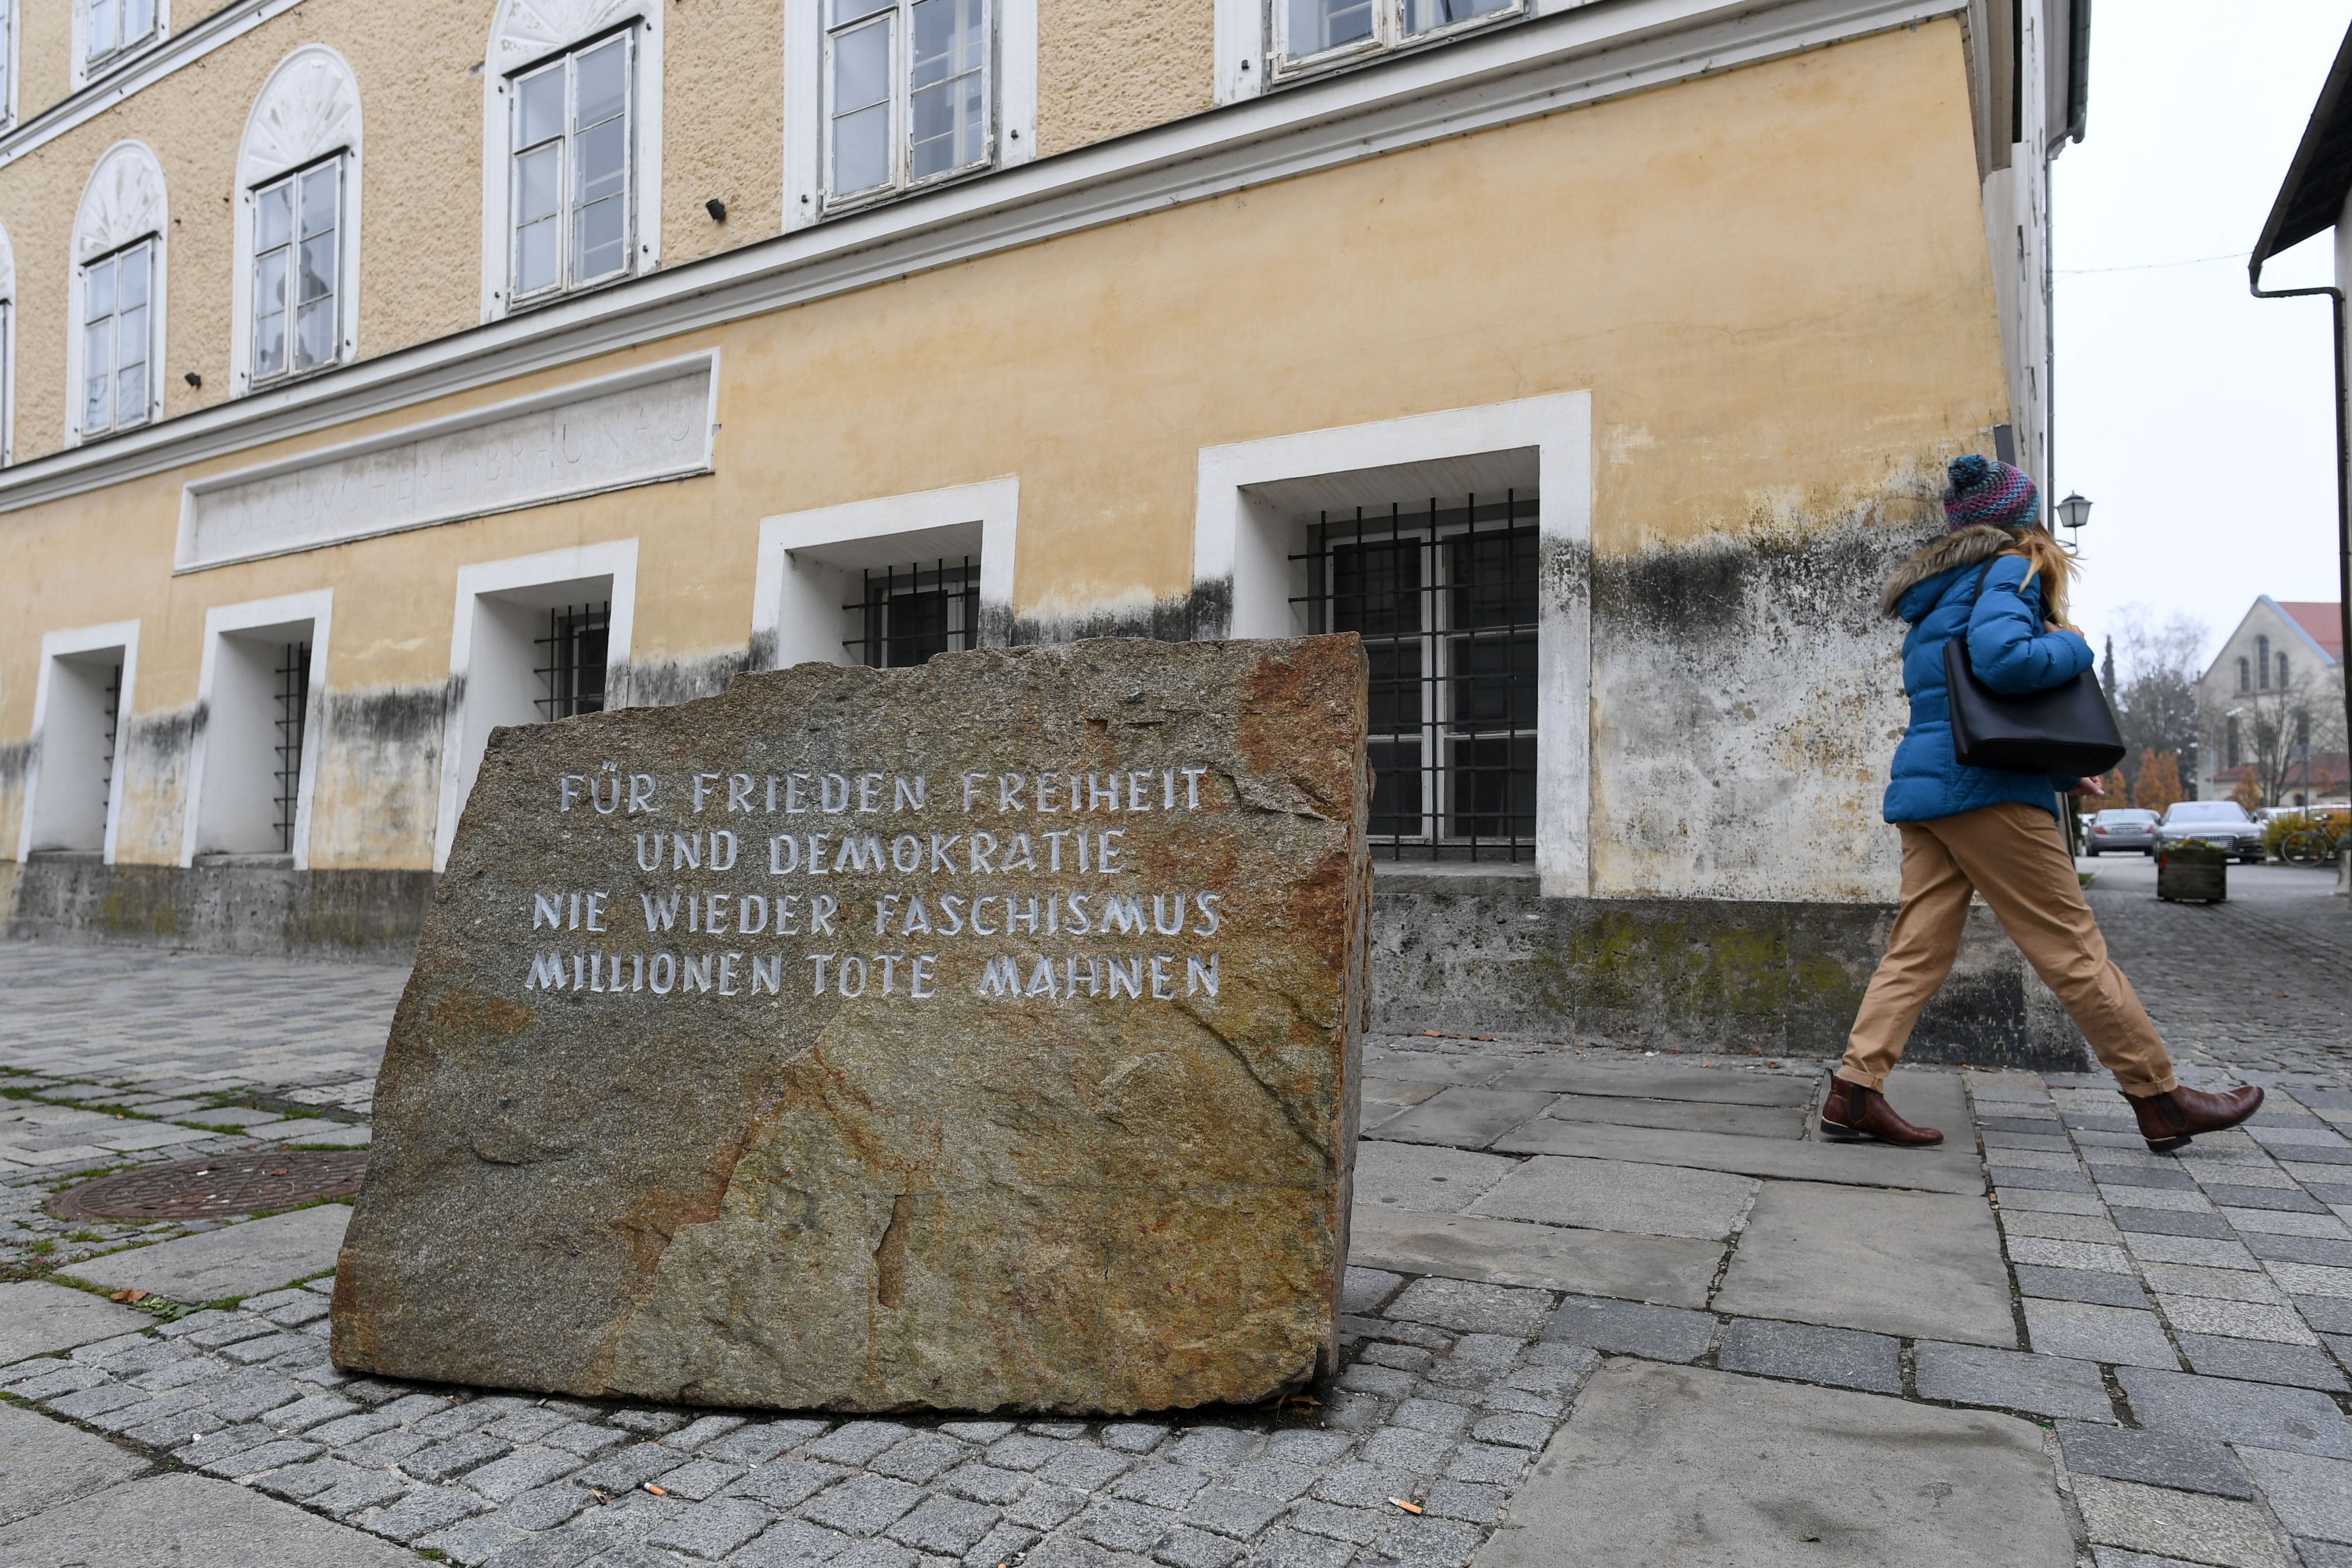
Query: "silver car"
2156 801 2266 864
2084 808 2158 856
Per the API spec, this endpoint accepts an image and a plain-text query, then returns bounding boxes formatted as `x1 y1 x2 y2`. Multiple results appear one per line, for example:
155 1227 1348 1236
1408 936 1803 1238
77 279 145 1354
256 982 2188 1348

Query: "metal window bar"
99 662 121 808
843 557 981 668
534 603 611 721
1291 492 1536 862
273 641 311 854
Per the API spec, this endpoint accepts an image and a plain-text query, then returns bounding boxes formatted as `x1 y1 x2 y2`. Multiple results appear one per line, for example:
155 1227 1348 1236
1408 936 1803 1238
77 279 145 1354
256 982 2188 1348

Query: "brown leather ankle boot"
1820 1077 1944 1146
2122 1084 2264 1153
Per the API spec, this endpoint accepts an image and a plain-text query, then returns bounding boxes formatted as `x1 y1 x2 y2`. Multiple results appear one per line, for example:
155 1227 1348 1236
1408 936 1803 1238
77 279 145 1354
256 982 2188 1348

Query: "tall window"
87 0 158 74
81 240 153 437
1293 493 1537 860
825 0 989 205
510 33 632 302
2277 652 2290 688
250 158 342 384
2256 635 2271 689
1276 0 1517 74
2237 657 2250 694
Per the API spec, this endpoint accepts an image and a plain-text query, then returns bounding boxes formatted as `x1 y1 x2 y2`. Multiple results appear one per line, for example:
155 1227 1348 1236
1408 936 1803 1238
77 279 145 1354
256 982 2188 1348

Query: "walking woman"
1821 455 2262 1152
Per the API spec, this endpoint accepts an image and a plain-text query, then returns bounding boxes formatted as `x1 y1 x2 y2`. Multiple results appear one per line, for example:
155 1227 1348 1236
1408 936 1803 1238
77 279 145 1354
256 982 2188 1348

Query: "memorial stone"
333 635 1370 1414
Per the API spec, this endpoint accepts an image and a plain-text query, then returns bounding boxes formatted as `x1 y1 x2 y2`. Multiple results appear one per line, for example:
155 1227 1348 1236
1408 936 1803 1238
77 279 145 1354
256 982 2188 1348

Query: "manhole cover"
48 1150 368 1222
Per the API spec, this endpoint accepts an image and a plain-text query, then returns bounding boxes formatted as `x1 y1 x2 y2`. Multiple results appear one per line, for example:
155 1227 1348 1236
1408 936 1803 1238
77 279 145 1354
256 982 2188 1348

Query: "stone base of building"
0 856 432 963
1369 865 2094 1076
0 858 2095 1073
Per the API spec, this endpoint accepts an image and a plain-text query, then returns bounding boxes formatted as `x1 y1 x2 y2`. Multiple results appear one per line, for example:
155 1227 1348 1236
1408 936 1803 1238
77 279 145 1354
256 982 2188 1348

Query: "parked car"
2083 808 2159 856
2155 801 2266 864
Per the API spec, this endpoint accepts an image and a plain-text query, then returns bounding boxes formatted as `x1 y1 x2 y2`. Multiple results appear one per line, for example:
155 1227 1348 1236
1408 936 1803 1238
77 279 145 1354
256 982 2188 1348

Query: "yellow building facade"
0 0 2093 1063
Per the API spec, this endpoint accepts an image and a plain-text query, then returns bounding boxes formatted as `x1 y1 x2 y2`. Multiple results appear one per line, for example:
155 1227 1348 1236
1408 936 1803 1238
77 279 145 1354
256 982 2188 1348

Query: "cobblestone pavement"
2080 858 2352 1094
0 943 386 1279
4 931 2352 1566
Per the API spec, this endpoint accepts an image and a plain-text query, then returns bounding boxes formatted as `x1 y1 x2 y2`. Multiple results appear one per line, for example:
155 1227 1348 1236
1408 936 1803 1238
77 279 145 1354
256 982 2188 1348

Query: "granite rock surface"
334 636 1370 1414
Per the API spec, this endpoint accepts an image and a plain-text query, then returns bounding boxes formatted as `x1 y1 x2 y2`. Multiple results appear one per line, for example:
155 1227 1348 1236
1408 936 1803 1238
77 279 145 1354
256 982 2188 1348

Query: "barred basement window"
534 603 609 720
1292 492 1535 861
99 661 122 808
844 557 979 667
272 640 311 854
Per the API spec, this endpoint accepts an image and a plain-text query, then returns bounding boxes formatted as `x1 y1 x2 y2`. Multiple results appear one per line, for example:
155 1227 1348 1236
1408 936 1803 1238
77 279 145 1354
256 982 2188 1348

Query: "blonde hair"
2002 526 2075 627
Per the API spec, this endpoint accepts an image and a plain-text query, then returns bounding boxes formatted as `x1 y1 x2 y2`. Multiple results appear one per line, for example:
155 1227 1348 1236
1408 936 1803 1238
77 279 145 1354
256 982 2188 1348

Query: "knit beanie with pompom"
1942 454 2039 532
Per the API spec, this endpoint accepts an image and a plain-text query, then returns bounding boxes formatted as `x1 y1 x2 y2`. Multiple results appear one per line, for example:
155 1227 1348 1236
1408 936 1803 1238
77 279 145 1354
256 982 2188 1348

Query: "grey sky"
2054 0 2350 674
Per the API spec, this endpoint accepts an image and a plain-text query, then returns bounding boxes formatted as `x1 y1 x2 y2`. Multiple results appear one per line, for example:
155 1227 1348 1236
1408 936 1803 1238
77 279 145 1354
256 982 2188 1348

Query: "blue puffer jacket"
1881 525 2092 823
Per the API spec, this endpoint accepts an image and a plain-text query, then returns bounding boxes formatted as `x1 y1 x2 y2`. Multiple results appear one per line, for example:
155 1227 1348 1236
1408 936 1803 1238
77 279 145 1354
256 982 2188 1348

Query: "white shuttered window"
87 0 158 73
1276 0 1516 74
251 158 343 384
825 0 989 205
510 33 633 302
81 240 153 436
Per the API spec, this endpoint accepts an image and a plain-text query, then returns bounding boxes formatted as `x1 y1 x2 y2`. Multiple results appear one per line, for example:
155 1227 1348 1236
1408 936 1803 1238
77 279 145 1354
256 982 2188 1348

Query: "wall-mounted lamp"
2055 492 2092 532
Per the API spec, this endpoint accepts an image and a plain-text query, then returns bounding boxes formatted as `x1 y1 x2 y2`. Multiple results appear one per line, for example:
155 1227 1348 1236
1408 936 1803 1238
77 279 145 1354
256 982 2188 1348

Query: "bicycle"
2280 821 2341 866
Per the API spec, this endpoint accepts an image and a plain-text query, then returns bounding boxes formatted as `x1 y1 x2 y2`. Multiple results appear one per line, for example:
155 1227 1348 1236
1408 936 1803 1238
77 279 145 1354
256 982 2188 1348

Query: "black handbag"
1942 569 2126 777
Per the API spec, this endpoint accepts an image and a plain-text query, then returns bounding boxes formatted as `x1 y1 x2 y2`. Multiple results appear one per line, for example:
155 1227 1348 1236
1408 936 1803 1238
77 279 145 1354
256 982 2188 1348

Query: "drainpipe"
2246 265 2352 892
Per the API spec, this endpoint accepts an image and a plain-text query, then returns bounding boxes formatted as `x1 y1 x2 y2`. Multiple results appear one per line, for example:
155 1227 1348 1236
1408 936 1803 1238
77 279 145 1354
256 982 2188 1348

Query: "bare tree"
2113 607 2206 794
2220 665 2349 808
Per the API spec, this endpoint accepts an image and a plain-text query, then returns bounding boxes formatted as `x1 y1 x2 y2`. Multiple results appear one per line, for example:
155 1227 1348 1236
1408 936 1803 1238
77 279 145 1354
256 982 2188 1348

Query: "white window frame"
0 220 16 465
1190 393 1591 896
67 141 168 448
73 0 166 87
181 589 332 868
784 0 1033 231
17 619 142 865
508 31 636 305
75 237 159 439
822 0 992 210
1270 0 1525 80
245 157 347 388
232 45 363 398
0 0 20 130
752 477 1019 670
480 0 663 322
433 540 639 871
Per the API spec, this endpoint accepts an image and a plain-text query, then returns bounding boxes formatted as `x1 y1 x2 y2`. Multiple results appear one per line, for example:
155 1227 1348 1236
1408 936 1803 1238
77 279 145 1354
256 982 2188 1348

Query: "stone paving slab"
1484 1060 1818 1107
1463 1154 1758 1241
1377 1091 1557 1150
1537 1094 1808 1140
0 1280 151 1361
60 1205 349 1304
1478 1361 2075 1567
1714 1183 2015 1347
0 1401 150 1526
1347 1208 1720 1307
0 1469 417 1567
1489 1119 1986 1194
1351 1142 1519 1215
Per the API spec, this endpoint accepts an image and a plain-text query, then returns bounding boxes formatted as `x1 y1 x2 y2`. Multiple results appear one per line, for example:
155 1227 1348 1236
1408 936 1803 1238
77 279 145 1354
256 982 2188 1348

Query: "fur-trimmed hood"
1879 525 2013 618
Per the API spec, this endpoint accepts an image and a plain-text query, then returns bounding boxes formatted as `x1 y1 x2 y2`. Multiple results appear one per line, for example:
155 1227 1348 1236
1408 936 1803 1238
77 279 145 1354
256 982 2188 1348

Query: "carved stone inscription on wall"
179 357 713 570
333 636 1371 1414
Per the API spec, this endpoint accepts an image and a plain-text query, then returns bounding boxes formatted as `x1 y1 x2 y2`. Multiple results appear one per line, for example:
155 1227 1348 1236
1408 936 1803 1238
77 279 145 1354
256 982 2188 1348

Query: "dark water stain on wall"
629 652 750 709
1366 870 2088 1072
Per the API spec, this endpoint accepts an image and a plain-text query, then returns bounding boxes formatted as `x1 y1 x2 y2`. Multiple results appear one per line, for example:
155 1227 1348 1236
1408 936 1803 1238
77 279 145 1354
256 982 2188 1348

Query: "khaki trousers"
1840 801 2176 1097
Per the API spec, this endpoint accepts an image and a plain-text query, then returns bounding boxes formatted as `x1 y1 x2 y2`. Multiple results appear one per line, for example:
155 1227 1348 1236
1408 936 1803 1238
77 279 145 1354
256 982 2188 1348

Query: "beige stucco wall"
0 0 788 464
17 1 72 122
0 21 2009 892
1035 0 1215 157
